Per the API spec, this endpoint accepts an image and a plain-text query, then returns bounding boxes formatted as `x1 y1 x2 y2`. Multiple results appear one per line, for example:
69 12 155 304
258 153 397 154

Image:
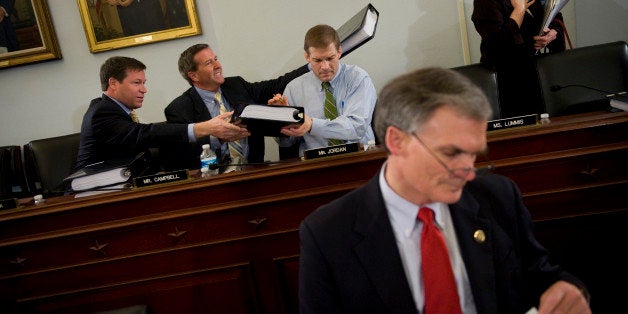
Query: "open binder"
337 3 379 58
232 103 305 137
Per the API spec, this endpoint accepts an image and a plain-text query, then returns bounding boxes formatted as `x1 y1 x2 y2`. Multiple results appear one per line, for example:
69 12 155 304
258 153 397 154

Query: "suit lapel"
187 87 212 119
353 175 417 311
450 189 499 313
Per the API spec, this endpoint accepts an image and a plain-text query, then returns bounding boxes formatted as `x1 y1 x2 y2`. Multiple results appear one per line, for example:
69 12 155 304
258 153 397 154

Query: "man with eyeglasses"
298 67 591 313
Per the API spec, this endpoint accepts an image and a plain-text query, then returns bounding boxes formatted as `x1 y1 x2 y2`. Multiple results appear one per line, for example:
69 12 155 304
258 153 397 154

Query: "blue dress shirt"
279 63 376 156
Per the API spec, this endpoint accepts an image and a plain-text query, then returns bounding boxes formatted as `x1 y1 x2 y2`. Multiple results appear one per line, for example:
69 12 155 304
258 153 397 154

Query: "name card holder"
134 169 190 188
487 114 538 132
304 142 360 160
0 198 19 210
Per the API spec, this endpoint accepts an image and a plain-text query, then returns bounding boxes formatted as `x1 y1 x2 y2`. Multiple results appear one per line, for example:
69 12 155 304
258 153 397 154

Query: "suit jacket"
299 170 586 313
75 95 188 171
162 65 310 171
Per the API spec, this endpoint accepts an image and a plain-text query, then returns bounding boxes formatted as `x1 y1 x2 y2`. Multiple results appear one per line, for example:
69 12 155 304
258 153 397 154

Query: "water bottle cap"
202 144 210 149
540 113 549 119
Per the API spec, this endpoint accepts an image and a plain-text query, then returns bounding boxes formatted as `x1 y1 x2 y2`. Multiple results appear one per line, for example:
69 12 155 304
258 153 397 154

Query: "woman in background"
472 0 566 118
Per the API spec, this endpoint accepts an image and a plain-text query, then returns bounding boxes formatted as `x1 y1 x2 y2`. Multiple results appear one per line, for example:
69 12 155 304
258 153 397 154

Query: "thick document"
65 152 150 192
232 103 304 137
337 3 379 58
608 92 628 111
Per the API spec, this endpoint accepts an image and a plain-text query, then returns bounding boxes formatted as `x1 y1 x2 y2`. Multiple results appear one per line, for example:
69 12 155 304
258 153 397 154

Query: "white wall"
0 0 626 161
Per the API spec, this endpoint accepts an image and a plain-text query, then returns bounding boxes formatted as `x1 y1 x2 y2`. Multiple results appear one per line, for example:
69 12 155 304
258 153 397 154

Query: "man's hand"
537 281 591 314
280 114 312 137
194 111 250 141
268 93 289 106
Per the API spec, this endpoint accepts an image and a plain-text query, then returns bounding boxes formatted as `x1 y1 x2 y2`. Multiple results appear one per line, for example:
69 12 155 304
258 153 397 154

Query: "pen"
341 101 345 114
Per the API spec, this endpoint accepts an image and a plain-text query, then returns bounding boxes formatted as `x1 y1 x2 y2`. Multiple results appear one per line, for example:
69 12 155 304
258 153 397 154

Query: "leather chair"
0 145 30 199
536 40 628 116
452 63 502 120
23 133 81 197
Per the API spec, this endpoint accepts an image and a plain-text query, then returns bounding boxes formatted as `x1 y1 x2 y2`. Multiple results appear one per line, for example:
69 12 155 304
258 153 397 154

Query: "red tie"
418 207 462 314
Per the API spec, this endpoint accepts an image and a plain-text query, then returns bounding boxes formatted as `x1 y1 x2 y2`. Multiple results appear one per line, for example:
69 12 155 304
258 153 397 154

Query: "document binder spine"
337 3 379 58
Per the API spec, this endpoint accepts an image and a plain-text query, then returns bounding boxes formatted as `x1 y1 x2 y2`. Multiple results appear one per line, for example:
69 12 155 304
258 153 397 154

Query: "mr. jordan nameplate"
487 114 538 132
304 142 360 160
133 170 190 188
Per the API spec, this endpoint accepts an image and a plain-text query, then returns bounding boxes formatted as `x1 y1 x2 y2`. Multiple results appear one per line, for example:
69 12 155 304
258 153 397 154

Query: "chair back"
452 63 501 120
0 145 29 199
24 133 81 197
536 41 628 116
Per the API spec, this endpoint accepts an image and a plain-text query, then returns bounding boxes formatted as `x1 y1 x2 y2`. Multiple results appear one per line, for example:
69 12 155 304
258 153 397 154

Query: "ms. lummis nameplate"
487 114 538 132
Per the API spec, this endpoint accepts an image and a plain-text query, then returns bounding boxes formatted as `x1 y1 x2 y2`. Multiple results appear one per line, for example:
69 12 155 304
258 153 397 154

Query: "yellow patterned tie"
129 110 139 123
215 92 244 170
322 82 343 146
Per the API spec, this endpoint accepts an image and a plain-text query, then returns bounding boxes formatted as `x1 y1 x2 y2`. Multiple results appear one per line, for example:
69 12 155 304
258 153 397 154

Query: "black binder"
337 3 379 58
64 152 150 192
232 103 305 137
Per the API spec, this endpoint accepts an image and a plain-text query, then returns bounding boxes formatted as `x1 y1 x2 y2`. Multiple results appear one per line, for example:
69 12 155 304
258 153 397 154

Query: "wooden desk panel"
0 111 626 313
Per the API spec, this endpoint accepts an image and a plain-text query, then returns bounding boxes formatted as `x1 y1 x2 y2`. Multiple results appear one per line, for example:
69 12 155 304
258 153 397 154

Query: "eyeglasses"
410 132 493 179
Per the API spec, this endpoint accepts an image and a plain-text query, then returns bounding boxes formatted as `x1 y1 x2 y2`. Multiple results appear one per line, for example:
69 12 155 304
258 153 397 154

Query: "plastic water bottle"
200 144 218 177
540 113 551 125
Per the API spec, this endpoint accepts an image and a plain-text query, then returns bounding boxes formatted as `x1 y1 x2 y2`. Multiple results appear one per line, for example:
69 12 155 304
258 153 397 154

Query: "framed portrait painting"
77 0 201 53
0 0 62 69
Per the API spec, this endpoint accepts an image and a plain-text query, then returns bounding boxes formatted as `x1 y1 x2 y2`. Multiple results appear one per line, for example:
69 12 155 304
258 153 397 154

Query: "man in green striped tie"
268 24 377 157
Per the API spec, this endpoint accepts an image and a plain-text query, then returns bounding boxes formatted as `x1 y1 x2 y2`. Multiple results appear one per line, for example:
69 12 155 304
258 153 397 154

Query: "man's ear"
108 77 118 90
187 71 198 83
385 126 408 156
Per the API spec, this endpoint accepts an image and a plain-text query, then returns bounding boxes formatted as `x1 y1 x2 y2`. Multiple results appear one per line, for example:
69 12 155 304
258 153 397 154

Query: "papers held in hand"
65 152 150 192
337 3 379 58
232 104 304 137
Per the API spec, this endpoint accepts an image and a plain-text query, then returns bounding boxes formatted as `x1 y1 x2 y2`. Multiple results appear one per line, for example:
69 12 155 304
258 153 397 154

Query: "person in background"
472 0 566 118
105 0 166 37
75 56 248 172
0 0 18 53
298 67 591 313
162 43 309 171
268 24 376 157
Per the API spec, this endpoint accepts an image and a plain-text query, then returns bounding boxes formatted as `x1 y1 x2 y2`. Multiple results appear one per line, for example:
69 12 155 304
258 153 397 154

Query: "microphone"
550 84 625 98
208 160 295 170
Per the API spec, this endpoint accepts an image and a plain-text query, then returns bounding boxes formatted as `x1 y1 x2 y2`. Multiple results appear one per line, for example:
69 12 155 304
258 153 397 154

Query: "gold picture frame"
77 0 201 53
0 0 62 69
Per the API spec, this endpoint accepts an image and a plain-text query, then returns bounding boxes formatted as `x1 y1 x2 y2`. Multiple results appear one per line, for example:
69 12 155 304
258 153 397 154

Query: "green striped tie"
322 82 343 146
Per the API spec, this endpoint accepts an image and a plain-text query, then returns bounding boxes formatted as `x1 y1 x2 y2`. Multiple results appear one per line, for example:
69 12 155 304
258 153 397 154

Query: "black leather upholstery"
452 63 501 120
536 41 628 116
23 133 81 197
0 145 29 199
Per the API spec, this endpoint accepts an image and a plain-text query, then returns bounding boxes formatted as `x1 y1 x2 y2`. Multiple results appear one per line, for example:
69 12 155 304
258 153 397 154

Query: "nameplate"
303 142 360 160
0 198 18 210
487 114 538 132
134 170 190 188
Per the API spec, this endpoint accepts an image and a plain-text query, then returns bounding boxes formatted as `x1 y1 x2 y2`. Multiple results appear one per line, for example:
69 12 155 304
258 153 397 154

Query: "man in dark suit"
75 56 249 171
162 43 309 171
299 67 591 313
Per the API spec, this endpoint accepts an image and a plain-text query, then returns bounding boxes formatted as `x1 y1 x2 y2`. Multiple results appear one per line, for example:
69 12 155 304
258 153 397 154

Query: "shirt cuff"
187 124 195 142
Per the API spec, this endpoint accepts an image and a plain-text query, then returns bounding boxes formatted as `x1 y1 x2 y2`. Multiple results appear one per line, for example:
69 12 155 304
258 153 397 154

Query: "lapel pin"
473 230 486 243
